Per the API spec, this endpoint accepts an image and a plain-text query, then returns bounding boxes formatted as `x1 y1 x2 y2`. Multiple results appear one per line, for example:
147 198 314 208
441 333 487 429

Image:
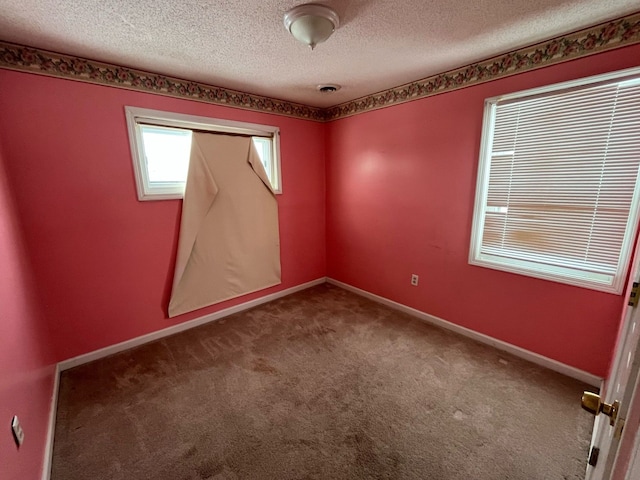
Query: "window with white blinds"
469 68 640 294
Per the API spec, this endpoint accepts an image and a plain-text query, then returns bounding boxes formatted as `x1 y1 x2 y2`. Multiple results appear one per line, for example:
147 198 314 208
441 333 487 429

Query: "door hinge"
614 418 625 440
628 282 640 307
588 446 600 467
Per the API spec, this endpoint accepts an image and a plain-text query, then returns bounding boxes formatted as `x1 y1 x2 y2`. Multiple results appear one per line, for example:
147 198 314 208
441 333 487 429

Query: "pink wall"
326 44 640 377
0 71 326 362
0 136 56 478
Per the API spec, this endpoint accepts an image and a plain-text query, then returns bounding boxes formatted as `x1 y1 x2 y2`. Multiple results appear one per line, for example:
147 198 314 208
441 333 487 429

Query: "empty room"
1 1 640 479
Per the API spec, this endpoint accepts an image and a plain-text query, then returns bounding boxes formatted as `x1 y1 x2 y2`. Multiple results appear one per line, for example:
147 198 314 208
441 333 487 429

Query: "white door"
625 428 640 480
585 236 640 480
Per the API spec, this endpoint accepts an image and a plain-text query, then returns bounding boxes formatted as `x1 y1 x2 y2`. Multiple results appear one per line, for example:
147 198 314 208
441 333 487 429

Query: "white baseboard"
327 278 602 387
41 364 60 480
58 278 326 371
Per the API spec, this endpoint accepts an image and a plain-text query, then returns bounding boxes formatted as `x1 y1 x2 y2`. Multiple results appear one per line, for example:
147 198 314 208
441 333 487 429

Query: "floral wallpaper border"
0 42 325 122
325 12 640 120
0 11 639 122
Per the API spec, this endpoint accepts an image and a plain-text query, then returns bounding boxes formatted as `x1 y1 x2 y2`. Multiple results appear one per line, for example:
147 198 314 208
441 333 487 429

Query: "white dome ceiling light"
284 4 340 50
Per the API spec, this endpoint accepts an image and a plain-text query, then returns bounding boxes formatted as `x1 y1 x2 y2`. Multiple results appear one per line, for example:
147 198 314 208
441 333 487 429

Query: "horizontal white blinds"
478 77 640 291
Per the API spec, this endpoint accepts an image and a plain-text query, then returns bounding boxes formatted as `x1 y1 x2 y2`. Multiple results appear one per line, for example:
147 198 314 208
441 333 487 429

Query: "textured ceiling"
0 0 638 108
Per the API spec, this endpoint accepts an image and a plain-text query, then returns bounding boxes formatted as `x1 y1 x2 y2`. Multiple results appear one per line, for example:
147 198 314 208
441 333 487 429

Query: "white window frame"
469 67 640 294
125 106 282 200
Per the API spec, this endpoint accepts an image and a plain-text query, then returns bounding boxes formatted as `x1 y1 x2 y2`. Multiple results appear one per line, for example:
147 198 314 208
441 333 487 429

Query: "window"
469 68 640 294
125 107 281 200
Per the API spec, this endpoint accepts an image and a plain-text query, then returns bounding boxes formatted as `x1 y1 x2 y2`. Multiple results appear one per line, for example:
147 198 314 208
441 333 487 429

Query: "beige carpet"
52 284 595 479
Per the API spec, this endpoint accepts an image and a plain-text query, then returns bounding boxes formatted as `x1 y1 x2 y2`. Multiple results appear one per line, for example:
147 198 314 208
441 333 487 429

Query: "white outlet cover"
11 415 24 446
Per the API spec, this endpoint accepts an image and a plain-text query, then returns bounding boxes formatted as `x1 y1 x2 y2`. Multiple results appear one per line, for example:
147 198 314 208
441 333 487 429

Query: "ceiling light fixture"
284 4 340 50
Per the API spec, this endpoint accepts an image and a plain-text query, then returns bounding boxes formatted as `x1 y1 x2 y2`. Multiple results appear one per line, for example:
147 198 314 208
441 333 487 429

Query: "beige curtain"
168 132 281 318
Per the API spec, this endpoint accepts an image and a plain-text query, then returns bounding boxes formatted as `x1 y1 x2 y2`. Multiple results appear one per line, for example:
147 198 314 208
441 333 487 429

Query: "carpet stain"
211 469 239 480
288 324 336 342
453 410 468 421
196 459 224 478
251 357 279 375
183 445 197 458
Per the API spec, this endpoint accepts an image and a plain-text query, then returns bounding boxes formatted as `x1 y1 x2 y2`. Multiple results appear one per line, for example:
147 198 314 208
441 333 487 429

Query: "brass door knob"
582 391 619 426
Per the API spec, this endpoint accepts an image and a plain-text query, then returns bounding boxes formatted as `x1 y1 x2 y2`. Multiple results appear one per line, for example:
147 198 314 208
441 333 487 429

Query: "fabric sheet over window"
168 132 281 317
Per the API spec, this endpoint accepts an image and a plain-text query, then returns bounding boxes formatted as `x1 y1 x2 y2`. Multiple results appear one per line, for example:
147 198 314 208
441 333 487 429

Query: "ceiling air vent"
317 84 341 93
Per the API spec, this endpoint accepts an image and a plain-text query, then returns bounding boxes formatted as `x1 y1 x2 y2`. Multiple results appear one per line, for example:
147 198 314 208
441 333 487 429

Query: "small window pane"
140 126 192 184
252 137 272 177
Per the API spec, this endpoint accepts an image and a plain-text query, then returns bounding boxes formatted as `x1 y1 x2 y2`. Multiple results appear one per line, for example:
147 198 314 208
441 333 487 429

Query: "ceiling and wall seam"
326 12 640 120
0 11 639 122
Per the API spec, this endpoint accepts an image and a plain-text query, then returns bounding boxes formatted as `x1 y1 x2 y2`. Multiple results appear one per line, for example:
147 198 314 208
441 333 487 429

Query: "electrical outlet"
11 416 24 447
411 274 419 286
